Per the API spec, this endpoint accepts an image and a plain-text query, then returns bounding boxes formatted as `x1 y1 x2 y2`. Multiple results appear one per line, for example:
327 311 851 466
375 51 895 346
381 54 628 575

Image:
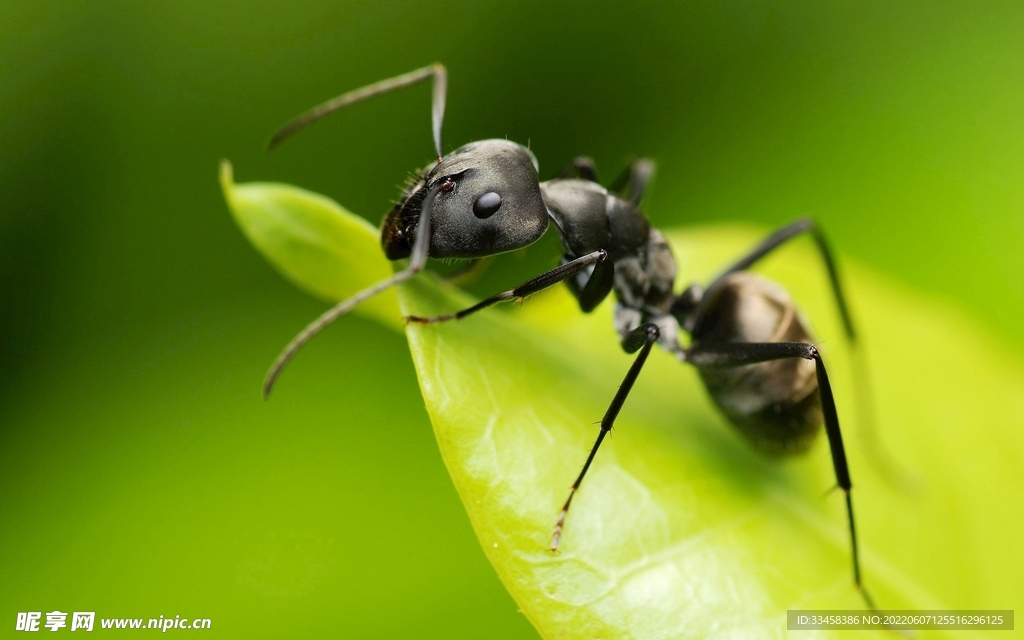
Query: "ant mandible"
262 63 876 610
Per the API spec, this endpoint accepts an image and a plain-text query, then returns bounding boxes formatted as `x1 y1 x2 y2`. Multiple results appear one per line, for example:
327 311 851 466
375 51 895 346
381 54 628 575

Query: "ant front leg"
406 249 608 324
686 341 877 611
551 322 660 551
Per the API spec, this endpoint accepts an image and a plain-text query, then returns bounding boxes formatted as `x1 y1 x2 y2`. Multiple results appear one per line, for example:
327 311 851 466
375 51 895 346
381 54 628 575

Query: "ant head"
382 139 549 259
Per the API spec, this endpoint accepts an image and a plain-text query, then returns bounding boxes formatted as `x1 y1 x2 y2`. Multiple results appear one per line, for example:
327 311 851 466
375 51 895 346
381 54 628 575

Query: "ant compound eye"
472 191 502 218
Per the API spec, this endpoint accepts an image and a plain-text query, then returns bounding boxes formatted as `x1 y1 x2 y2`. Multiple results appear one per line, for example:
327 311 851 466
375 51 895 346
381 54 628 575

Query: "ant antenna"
262 182 444 399
267 63 448 162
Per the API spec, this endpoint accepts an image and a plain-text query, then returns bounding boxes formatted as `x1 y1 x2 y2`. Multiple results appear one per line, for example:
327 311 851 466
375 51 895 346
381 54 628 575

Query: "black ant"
262 63 877 610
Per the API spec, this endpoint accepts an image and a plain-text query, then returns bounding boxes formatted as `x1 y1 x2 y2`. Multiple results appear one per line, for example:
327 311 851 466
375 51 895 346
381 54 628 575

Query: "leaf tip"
219 159 234 197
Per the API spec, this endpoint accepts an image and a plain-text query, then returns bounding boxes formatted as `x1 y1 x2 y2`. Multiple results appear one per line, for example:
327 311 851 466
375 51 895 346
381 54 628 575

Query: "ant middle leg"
685 340 876 611
551 322 661 551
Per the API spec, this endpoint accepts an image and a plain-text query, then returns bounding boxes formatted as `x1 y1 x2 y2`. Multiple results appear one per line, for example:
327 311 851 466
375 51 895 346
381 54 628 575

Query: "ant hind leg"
686 340 878 612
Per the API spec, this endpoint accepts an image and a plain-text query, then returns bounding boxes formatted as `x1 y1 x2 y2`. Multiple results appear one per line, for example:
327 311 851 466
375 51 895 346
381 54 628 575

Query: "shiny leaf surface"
225 172 1024 639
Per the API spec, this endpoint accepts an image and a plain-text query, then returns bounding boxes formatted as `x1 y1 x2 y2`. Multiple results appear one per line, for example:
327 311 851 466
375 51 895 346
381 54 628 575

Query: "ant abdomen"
691 272 823 454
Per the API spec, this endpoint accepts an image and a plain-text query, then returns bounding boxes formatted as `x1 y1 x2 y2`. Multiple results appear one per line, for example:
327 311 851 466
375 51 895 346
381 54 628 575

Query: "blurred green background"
2 1 1022 638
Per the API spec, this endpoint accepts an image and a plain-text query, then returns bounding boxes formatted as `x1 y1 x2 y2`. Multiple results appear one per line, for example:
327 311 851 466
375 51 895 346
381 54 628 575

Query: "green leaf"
220 160 401 331
224 168 1024 639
